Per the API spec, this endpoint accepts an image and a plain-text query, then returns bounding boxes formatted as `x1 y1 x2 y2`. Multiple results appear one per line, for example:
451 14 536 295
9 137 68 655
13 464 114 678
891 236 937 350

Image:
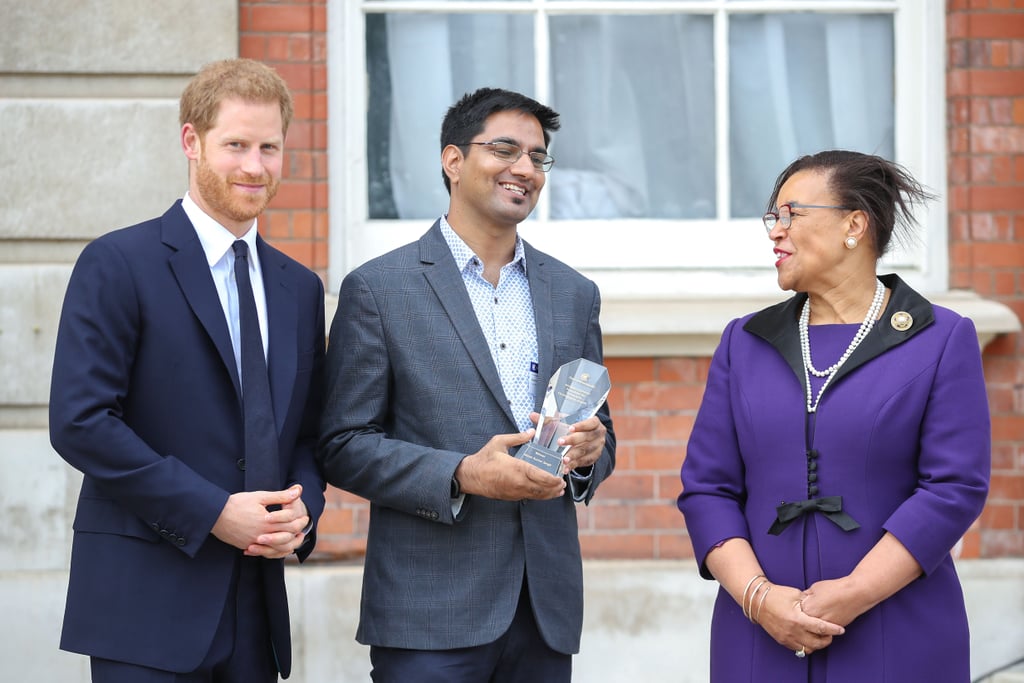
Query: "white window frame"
327 0 947 300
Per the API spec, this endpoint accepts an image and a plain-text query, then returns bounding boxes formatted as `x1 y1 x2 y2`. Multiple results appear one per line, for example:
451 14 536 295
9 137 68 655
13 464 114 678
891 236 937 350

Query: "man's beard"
195 154 279 224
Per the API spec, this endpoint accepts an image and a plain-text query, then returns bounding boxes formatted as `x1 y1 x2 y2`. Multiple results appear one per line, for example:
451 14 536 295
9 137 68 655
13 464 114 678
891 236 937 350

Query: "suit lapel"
258 238 296 433
163 202 241 397
420 222 516 425
524 241 554 411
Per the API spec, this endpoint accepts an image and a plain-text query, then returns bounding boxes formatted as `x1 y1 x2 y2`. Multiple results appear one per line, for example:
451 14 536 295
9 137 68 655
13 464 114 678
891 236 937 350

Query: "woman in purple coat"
678 150 991 682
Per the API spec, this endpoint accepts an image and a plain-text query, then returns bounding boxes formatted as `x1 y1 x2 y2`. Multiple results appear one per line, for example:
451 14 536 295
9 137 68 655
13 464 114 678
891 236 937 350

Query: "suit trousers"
90 556 276 683
369 577 572 683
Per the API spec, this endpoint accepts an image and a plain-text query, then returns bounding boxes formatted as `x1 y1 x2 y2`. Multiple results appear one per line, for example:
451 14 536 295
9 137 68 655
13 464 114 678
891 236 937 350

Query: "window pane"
366 13 534 219
549 15 715 219
729 13 894 218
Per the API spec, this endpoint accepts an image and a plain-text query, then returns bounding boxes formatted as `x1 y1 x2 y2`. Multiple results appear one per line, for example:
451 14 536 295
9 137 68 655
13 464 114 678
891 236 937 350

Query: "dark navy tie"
232 240 279 491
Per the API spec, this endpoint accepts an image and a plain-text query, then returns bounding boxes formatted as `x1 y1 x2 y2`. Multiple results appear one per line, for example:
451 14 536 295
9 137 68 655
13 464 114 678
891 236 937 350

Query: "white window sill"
598 290 1021 357
324 291 1020 358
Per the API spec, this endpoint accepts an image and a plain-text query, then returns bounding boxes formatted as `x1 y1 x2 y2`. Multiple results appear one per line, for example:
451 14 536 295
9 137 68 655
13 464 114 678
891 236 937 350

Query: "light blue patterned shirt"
440 216 539 432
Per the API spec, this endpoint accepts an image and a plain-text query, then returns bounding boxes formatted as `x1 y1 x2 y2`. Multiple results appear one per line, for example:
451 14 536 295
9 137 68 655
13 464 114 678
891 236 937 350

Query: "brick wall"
241 0 1024 562
948 0 1024 558
239 0 329 278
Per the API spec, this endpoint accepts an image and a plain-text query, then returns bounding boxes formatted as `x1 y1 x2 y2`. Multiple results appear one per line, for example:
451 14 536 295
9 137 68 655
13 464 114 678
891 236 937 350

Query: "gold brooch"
890 311 913 331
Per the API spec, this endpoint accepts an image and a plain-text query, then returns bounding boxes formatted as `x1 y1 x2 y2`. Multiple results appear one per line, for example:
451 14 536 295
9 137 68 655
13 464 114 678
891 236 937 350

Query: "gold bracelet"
754 584 773 624
745 579 770 621
740 573 765 619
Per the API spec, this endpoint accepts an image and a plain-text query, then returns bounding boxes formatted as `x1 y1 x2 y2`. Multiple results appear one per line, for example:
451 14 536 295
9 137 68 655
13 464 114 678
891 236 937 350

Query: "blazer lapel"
163 202 241 396
420 222 516 425
524 241 554 411
743 274 936 392
258 238 296 433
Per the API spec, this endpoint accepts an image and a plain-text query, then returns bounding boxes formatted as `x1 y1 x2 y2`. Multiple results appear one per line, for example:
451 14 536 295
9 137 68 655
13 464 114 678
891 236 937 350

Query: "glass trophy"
514 358 611 476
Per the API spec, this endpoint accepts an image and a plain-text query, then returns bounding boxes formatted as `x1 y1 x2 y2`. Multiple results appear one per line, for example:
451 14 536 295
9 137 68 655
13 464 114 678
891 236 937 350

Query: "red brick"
654 414 696 442
958 529 981 559
972 269 994 295
291 211 315 239
991 415 1024 442
969 156 993 183
607 414 654 441
634 502 684 531
249 5 315 33
970 213 997 239
590 503 633 530
971 126 1024 153
989 386 1017 413
311 537 367 562
606 358 656 383
656 358 702 383
598 473 656 500
981 531 1024 558
1013 98 1024 125
969 12 1024 39
992 442 1020 470
289 35 314 62
992 97 1014 125
966 69 1024 96
316 508 354 534
969 186 1024 210
993 41 1012 67
995 270 1018 296
629 382 703 412
948 11 969 39
273 62 315 92
657 473 683 500
993 155 1014 182
239 35 265 60
657 533 696 560
276 239 314 266
579 533 655 559
634 444 685 471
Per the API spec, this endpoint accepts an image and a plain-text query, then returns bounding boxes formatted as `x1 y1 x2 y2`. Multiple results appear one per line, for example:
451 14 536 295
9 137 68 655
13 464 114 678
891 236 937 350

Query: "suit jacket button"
236 458 246 471
176 537 186 546
151 522 160 531
159 529 169 538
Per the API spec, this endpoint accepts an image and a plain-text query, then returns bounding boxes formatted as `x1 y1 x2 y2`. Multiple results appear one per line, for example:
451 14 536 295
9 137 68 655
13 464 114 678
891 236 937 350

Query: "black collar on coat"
743 273 936 391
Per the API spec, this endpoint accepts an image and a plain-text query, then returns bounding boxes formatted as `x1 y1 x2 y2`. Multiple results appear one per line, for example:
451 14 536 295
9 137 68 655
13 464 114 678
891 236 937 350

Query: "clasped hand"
755 582 846 657
211 484 309 559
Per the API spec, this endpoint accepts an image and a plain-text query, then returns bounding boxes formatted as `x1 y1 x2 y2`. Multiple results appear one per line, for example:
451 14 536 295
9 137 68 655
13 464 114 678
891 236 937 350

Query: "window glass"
729 13 894 217
366 13 534 219
549 15 715 219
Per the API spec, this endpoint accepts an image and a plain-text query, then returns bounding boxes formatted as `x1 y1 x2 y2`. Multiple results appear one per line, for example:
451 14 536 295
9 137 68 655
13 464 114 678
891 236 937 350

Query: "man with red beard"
49 59 325 682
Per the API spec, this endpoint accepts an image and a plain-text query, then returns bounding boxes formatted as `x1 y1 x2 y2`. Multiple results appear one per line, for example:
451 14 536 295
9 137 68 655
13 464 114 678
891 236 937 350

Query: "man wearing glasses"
318 88 616 682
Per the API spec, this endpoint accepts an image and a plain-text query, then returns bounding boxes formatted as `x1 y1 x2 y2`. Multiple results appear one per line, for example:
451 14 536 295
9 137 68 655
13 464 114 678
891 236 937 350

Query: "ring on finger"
795 646 806 658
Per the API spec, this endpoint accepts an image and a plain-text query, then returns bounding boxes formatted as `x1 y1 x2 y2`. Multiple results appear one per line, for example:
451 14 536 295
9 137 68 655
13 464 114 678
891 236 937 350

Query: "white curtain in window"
371 12 893 221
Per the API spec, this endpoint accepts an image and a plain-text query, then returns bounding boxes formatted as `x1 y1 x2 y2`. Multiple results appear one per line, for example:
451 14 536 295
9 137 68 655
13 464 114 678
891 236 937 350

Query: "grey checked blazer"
318 220 615 654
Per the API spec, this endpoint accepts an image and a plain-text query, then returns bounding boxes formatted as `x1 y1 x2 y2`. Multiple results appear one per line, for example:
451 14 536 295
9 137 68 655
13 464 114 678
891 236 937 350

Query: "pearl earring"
845 236 858 249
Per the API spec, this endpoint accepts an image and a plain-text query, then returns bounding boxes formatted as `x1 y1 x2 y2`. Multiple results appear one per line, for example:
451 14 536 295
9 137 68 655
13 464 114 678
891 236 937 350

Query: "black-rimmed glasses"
762 202 853 232
459 141 555 172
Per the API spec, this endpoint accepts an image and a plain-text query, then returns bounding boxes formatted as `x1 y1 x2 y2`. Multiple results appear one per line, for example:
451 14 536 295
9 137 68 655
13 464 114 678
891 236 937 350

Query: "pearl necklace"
799 278 885 413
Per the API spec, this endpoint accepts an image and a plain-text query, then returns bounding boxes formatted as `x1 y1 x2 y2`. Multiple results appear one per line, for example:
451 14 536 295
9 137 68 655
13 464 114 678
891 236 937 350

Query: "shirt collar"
439 215 527 274
182 192 259 267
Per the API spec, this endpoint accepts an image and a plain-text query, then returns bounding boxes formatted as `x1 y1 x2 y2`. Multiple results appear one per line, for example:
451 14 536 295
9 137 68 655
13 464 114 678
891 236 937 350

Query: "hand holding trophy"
514 359 611 476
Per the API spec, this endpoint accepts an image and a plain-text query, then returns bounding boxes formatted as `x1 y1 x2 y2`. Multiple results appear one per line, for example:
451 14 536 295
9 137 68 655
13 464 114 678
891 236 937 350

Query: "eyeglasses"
459 141 555 172
762 202 853 232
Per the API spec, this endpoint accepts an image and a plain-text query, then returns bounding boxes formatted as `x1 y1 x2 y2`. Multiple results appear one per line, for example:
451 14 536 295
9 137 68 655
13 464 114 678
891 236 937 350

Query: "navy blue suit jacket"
49 200 326 676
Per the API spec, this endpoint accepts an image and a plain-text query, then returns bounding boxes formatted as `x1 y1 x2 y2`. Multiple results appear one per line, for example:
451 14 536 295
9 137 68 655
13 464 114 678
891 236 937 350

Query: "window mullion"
714 5 729 221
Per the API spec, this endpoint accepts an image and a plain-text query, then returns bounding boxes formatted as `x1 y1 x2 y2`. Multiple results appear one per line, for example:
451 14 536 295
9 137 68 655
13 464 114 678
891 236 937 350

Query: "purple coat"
678 275 990 683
